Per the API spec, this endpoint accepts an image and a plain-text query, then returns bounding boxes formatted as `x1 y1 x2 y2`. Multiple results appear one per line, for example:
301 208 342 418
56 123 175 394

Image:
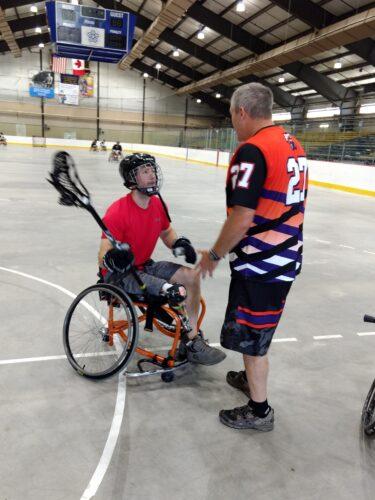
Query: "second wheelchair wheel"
63 283 139 379
362 379 375 436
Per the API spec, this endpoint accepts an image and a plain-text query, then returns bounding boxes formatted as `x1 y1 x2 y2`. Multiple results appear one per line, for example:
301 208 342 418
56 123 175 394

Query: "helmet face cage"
125 161 163 196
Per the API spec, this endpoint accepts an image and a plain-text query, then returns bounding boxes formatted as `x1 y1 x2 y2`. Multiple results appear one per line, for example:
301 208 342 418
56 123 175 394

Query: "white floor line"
80 376 126 500
363 250 375 256
313 334 343 340
0 266 125 500
357 332 375 336
339 244 355 249
273 337 298 343
315 239 331 244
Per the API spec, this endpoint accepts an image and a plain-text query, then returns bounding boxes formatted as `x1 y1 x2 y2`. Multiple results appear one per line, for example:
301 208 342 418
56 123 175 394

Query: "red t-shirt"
102 193 170 266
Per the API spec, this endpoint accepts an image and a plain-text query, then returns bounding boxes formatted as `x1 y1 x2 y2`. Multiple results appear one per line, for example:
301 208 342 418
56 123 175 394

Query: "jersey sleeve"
228 144 267 210
159 198 170 231
101 202 124 241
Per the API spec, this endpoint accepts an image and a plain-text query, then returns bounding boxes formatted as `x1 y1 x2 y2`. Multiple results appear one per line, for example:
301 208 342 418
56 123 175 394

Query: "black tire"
63 283 139 379
362 379 375 436
161 371 174 383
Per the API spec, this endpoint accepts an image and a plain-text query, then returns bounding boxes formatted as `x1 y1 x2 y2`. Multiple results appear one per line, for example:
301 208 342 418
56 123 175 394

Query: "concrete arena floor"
0 145 375 500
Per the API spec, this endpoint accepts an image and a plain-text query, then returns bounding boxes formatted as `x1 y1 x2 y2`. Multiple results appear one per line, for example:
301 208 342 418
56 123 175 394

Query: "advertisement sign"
56 73 79 105
29 71 55 98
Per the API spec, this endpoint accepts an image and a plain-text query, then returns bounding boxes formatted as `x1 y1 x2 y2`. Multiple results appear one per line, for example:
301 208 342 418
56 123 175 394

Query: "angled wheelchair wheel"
63 283 139 379
362 379 375 436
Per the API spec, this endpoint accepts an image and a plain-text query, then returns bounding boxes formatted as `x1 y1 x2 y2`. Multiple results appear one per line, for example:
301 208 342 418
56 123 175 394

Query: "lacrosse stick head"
47 151 91 207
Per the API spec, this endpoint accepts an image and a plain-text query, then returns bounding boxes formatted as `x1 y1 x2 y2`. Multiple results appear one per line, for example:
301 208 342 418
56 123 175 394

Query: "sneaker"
176 330 205 360
226 370 251 399
185 336 226 365
219 404 274 431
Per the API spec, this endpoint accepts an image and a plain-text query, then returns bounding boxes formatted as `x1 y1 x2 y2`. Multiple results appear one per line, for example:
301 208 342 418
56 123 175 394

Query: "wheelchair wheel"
63 283 139 379
362 379 375 436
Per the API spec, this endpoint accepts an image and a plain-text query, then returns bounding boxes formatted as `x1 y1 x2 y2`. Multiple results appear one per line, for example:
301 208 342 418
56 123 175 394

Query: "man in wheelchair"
0 132 7 146
98 153 226 366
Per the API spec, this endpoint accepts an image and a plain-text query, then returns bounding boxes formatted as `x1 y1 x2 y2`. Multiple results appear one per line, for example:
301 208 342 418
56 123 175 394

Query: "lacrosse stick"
47 151 145 290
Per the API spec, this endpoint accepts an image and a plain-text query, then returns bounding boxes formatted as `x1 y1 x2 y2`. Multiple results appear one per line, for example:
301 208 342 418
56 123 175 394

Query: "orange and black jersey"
226 125 308 283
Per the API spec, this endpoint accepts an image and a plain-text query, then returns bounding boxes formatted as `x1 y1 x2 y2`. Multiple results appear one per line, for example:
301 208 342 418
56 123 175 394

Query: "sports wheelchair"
362 313 375 436
63 272 206 382
108 150 123 162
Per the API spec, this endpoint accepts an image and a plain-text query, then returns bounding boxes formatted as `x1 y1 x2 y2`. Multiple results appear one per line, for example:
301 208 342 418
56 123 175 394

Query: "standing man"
199 82 308 431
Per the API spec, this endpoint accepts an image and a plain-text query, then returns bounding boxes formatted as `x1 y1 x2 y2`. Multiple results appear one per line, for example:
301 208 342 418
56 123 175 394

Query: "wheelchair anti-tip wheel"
161 371 175 383
63 283 139 379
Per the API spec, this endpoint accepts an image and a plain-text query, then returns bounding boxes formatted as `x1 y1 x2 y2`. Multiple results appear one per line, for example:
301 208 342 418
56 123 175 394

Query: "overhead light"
143 72 149 78
197 29 205 40
278 77 285 83
360 103 375 114
30 5 38 13
38 43 44 48
334 61 342 69
155 63 161 70
215 93 221 98
307 107 340 119
319 123 330 128
236 1 246 12
35 27 42 34
272 112 291 121
173 49 180 57
196 98 202 103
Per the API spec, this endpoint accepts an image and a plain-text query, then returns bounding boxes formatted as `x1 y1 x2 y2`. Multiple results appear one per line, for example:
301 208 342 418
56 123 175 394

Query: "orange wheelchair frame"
108 295 206 381
63 280 207 382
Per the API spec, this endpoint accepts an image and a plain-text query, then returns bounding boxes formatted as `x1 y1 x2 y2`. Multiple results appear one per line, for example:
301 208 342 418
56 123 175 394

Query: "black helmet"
119 153 163 196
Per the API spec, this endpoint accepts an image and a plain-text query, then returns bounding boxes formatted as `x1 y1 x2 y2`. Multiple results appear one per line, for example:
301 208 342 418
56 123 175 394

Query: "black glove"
103 246 134 274
172 237 197 265
165 283 187 307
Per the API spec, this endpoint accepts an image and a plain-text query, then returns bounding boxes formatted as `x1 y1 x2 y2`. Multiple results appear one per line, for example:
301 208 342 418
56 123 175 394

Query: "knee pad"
163 283 187 306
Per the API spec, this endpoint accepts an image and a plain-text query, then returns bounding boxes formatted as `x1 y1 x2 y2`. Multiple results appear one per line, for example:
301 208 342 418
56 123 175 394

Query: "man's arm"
198 206 255 278
212 205 255 258
98 238 113 268
160 225 178 249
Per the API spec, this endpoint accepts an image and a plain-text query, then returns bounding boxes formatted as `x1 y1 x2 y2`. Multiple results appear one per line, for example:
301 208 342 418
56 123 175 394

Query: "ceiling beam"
8 13 46 32
131 59 228 116
177 9 375 96
95 0 301 112
0 6 21 57
118 0 196 70
186 3 367 112
271 0 375 66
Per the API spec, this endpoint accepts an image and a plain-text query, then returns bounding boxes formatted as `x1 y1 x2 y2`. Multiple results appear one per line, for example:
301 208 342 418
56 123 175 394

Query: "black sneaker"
219 404 274 431
185 336 226 365
226 370 251 398
177 330 205 360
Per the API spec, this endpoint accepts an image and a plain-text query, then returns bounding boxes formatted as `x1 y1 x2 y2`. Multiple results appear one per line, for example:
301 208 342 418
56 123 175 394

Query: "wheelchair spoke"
64 284 138 378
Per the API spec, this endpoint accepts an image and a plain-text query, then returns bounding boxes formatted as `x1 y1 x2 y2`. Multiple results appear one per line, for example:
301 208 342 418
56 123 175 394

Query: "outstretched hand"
196 250 219 279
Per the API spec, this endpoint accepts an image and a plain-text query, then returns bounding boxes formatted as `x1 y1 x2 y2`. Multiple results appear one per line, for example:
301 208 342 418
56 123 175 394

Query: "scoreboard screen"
46 1 136 63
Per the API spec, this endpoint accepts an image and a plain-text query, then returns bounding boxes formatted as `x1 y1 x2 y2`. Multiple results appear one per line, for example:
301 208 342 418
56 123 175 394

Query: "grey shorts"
120 260 181 296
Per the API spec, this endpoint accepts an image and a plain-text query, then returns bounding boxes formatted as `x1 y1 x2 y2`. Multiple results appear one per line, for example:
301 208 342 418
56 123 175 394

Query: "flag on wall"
72 59 86 76
52 56 67 74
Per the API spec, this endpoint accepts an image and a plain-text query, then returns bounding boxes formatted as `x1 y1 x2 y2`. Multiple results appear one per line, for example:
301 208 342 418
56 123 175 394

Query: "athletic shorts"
119 260 181 297
220 278 292 356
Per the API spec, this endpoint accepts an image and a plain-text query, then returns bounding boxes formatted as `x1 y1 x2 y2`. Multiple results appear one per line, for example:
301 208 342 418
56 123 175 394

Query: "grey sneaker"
226 370 251 398
185 336 226 365
176 330 205 360
219 404 274 431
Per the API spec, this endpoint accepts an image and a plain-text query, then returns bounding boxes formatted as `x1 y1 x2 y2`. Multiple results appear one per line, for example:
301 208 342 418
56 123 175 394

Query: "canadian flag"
72 59 86 76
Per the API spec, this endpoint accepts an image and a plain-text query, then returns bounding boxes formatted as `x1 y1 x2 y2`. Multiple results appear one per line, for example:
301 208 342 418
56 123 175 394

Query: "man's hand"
197 250 220 279
103 247 134 273
172 237 197 265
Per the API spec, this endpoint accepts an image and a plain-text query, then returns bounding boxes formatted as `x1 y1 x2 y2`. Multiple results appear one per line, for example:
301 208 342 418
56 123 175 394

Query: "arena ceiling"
0 0 374 119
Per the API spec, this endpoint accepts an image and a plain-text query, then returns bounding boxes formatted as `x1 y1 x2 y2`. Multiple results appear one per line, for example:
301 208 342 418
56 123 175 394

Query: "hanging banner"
72 58 86 76
56 73 79 105
29 71 55 98
79 74 94 97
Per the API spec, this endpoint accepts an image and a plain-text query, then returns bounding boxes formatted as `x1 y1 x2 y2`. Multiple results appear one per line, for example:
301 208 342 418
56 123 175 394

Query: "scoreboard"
46 1 136 63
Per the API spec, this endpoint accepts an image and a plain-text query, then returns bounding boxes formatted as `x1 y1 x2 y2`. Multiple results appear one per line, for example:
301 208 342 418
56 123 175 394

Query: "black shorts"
221 278 292 357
